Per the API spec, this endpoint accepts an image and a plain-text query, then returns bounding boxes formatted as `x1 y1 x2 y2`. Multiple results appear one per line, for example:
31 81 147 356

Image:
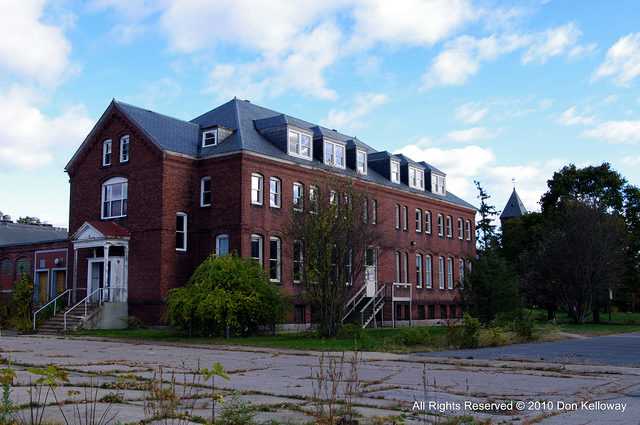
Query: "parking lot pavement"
417 332 640 367
1 334 639 424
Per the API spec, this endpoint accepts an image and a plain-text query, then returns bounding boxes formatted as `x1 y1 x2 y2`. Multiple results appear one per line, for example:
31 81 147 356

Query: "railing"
360 283 388 328
63 287 128 331
33 289 73 331
342 284 367 323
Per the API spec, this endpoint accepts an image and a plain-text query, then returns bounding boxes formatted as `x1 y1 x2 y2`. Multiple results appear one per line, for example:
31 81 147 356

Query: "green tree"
282 174 376 338
16 216 40 224
164 253 288 337
474 180 499 252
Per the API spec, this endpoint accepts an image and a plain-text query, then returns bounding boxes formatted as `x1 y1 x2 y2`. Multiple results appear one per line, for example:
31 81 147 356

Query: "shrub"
460 313 479 348
400 326 431 346
164 253 288 337
217 393 255 425
478 327 509 347
12 273 34 322
339 323 364 341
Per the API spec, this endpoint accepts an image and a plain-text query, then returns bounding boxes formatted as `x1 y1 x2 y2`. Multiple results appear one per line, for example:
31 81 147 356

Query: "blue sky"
1 0 639 228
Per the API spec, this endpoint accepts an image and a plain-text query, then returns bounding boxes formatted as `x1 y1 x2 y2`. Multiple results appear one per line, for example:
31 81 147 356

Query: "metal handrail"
342 284 367 322
64 287 102 331
33 289 73 331
359 283 388 327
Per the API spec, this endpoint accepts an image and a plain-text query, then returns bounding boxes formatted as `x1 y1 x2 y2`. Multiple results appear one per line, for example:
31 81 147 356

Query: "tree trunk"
546 303 555 321
592 303 600 323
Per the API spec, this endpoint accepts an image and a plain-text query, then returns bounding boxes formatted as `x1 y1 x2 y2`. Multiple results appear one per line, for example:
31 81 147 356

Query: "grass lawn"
70 311 640 353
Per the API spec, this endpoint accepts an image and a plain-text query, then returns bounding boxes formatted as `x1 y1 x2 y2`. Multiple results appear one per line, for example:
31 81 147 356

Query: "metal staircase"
342 283 388 328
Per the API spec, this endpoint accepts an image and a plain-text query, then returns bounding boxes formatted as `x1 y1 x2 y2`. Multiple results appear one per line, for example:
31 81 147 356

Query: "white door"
365 248 377 297
107 257 125 302
88 261 103 302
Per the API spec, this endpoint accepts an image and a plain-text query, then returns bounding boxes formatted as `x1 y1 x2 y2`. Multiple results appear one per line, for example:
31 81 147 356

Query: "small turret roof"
500 188 528 219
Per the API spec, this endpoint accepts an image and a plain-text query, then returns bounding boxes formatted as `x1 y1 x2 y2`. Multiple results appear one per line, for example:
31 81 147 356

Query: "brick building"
2 98 476 327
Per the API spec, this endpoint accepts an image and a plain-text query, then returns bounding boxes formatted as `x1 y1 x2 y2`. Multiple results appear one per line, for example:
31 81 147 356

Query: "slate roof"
0 222 68 247
103 98 475 210
500 188 528 219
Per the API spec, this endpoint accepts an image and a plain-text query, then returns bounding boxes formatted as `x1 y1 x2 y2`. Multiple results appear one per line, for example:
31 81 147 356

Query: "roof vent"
1 215 11 222
29 217 40 225
244 99 251 103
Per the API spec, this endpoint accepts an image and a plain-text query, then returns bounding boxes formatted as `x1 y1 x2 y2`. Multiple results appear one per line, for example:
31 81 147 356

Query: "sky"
0 0 639 228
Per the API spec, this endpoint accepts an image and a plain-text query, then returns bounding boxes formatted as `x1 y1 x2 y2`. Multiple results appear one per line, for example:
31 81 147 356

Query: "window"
441 305 448 319
250 234 263 265
309 185 318 212
363 198 368 222
425 255 432 288
425 211 431 234
395 252 401 282
403 252 409 283
416 254 423 288
293 241 303 283
102 140 112 166
324 141 345 168
120 135 129 162
216 234 229 256
395 205 400 229
0 260 13 275
294 304 306 324
176 213 187 251
270 177 281 208
437 214 444 236
432 174 446 195
288 129 312 159
450 305 457 318
403 206 408 231
371 200 377 224
293 182 304 211
428 304 435 319
16 259 30 275
447 258 453 289
446 216 453 237
356 150 367 174
329 190 338 205
418 305 425 320
251 173 263 205
458 218 463 239
269 237 281 282
345 249 353 285
409 166 424 190
459 259 465 288
465 220 471 241
390 160 400 183
438 257 444 289
415 209 422 232
202 129 217 147
201 177 211 207
102 177 128 219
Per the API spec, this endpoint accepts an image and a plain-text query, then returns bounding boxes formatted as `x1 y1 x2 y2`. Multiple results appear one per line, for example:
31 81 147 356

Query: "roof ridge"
114 99 199 127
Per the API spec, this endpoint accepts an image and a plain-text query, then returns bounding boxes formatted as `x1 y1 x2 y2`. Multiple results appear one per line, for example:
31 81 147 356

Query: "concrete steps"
37 303 100 334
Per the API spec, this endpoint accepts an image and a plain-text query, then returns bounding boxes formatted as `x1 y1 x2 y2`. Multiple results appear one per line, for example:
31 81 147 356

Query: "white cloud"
422 34 528 89
581 120 640 144
454 102 488 124
320 92 388 130
446 126 497 142
621 155 640 167
591 32 640 86
0 86 94 171
555 107 596 126
568 43 596 61
521 22 581 65
0 0 73 86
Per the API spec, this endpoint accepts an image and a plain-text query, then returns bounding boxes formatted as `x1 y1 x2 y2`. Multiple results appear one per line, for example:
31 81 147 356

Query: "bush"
217 393 255 425
400 326 431 346
478 327 510 347
460 313 479 348
339 323 364 341
164 253 288 337
12 273 34 322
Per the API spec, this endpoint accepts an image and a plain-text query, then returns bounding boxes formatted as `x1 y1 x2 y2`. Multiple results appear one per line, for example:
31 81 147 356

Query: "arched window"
102 177 128 219
251 173 263 205
270 177 281 208
269 237 281 282
293 182 304 211
425 211 431 234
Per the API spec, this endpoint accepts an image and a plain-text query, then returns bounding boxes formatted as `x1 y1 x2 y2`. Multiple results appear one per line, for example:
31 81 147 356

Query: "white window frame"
447 258 453 289
425 211 432 234
409 166 424 190
270 177 281 208
415 209 422 232
363 198 368 222
432 174 446 195
395 205 400 229
200 177 212 207
269 237 281 282
403 252 409 283
371 199 377 224
446 215 453 237
395 252 401 283
288 129 312 159
293 240 303 283
466 220 471 241
103 139 112 166
356 149 367 174
425 255 432 288
459 259 465 288
437 214 444 236
251 234 263 265
251 173 263 205
416 254 423 288
216 234 229 256
438 257 445 289
309 185 318 212
101 177 128 219
324 140 346 168
403 206 408 231
119 135 129 163
202 129 218 147
458 218 464 239
176 212 187 252
293 182 304 211
390 160 400 183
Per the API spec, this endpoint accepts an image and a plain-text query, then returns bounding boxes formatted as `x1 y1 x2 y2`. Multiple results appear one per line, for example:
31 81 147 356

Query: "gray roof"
500 188 528 219
87 98 475 210
0 222 68 247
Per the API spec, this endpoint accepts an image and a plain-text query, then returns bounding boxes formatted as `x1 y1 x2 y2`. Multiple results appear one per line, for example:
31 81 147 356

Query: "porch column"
103 243 109 303
123 243 129 303
73 247 78 303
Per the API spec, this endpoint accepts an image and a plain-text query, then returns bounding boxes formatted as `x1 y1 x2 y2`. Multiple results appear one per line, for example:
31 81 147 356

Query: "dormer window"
432 174 446 195
202 129 218 147
288 129 312 159
409 166 424 190
356 150 367 174
390 160 400 183
324 141 345 168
